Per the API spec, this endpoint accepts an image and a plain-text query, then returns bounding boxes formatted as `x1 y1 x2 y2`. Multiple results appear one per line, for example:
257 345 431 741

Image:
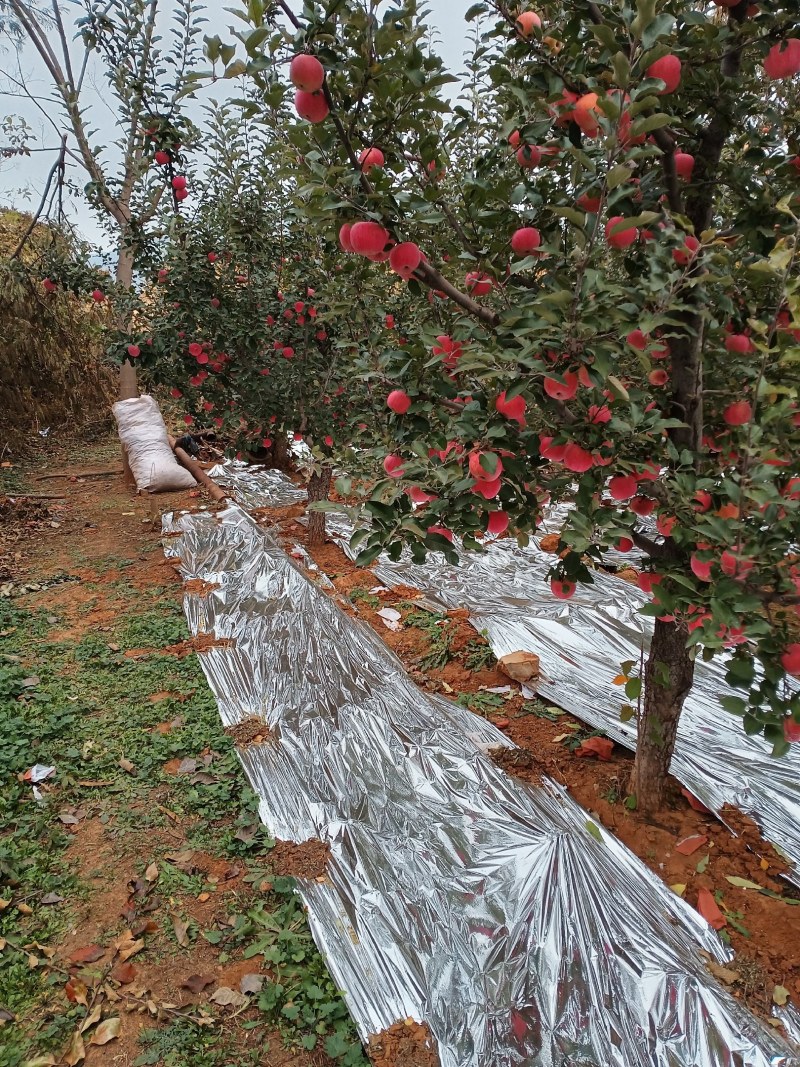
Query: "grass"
0 580 367 1066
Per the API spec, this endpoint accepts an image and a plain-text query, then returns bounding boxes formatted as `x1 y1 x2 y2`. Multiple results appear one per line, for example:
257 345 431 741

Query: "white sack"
113 395 196 493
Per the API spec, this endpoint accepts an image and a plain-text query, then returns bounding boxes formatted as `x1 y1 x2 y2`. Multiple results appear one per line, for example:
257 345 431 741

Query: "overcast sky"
0 0 470 250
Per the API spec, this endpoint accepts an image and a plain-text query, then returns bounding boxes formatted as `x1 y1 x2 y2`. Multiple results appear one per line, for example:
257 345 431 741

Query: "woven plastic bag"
113 395 196 493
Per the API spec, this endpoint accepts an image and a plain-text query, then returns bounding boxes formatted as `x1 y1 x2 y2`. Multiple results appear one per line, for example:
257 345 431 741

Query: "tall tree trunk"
115 241 135 289
271 434 291 472
307 465 332 547
631 619 695 813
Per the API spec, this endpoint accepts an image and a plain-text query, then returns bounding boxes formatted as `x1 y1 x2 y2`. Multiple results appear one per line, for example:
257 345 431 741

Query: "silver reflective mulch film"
206 461 800 883
164 503 797 1067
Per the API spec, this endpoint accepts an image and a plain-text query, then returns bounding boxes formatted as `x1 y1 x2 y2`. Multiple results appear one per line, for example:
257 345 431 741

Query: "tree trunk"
271 434 291 472
631 618 695 813
307 465 332 547
116 241 134 289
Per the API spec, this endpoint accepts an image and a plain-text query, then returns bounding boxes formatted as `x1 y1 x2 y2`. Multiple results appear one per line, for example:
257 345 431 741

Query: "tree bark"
631 618 695 813
271 434 291 472
306 465 332 547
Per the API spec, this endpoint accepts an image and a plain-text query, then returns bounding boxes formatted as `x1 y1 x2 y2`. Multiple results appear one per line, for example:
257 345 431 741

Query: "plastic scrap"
164 503 798 1067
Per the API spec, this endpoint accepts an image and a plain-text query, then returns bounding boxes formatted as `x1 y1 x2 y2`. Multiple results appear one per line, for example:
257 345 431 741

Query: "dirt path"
0 441 359 1067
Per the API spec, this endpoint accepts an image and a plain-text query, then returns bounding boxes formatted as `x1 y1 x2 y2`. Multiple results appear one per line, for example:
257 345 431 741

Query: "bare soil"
226 717 276 746
268 839 332 881
367 1020 440 1067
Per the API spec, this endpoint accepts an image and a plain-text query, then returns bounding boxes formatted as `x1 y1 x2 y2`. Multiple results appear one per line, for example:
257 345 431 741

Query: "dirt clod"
367 1019 440 1067
488 745 547 785
225 717 275 746
182 578 220 597
268 838 331 880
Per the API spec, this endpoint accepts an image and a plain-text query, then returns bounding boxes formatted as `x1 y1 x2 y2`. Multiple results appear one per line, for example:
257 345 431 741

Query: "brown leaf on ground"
68 944 104 965
64 979 89 1006
64 1029 85 1065
114 932 145 962
239 973 263 995
172 915 189 947
209 986 248 1008
144 862 159 882
181 974 216 994
111 961 137 984
89 1017 120 1045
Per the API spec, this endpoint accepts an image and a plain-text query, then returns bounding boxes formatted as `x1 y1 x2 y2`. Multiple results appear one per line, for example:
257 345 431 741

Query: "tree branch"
651 127 683 214
11 134 67 259
415 262 500 326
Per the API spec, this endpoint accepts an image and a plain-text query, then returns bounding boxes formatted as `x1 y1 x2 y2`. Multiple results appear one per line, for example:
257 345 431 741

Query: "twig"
10 134 67 259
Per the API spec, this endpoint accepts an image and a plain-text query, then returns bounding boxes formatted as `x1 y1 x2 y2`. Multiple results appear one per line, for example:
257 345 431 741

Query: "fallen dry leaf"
118 758 136 774
111 961 138 984
65 979 89 1006
707 960 740 985
209 986 248 1008
90 1017 121 1045
675 834 708 856
79 1002 103 1033
773 985 790 1006
64 1028 85 1065
172 915 189 948
575 736 614 761
239 973 263 995
181 973 216 994
696 888 727 930
69 944 104 965
114 932 145 962
144 862 159 882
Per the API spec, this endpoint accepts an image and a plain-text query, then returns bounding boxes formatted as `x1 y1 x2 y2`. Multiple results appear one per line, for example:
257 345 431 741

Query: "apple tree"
111 99 388 543
229 0 800 811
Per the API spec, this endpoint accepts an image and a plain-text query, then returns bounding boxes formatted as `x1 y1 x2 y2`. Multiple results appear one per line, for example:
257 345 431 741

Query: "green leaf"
607 164 632 190
612 51 630 88
619 704 636 722
696 854 709 873
585 820 604 843
725 876 763 890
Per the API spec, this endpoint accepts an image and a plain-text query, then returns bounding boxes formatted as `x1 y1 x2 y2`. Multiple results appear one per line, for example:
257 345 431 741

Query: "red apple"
562 443 593 472
487 511 509 535
383 455 405 478
674 152 694 180
626 329 648 350
723 400 752 426
387 389 412 414
690 554 713 582
349 221 389 256
724 333 753 354
646 54 682 94
290 54 325 92
469 451 503 480
551 578 576 600
496 390 527 426
511 226 541 254
389 242 422 278
359 147 385 171
171 175 187 190
605 216 638 249
516 11 541 35
154 149 170 165
673 234 700 265
543 370 578 400
126 344 140 358
516 144 542 168
764 39 800 80
295 90 329 123
465 271 493 295
427 525 454 543
609 474 638 500
781 643 800 677
91 289 105 302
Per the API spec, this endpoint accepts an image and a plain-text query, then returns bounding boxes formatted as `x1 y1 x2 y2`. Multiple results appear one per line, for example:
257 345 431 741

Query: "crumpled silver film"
207 465 800 881
208 460 307 509
164 504 797 1067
